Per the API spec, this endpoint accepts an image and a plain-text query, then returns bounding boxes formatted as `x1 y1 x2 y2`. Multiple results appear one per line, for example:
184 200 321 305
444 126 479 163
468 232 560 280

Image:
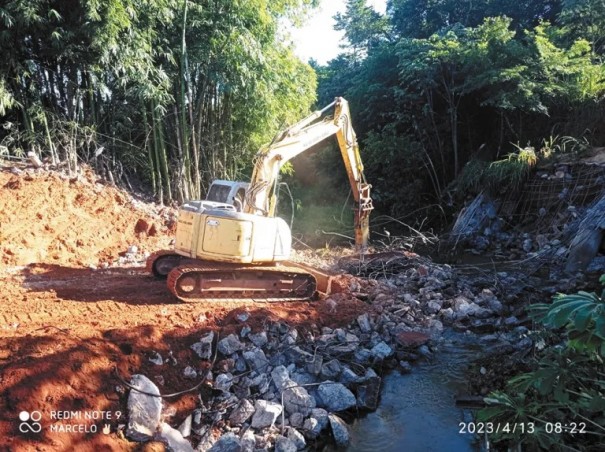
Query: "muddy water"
347 334 482 452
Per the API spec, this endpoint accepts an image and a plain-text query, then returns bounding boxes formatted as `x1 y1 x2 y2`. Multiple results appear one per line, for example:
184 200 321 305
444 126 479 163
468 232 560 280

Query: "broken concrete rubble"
207 432 241 452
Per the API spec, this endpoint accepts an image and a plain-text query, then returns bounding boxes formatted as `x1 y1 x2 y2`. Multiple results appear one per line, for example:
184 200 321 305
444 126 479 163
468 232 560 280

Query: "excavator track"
166 262 317 303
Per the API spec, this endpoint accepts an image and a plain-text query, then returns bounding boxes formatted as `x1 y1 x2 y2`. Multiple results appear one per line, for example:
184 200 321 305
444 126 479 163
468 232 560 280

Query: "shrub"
478 275 605 450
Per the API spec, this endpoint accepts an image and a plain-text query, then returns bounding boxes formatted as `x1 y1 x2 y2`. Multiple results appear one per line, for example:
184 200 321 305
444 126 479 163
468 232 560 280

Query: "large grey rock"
215 373 234 392
286 346 315 364
370 341 393 360
243 348 268 372
208 432 242 452
316 381 356 412
191 332 214 359
356 313 372 333
250 400 282 428
566 220 604 273
282 384 315 416
229 399 255 425
450 192 498 241
126 374 162 441
339 366 363 385
302 408 328 439
274 435 297 452
248 331 268 348
320 359 342 379
330 332 360 353
286 427 306 450
356 376 381 410
218 334 245 356
353 348 372 364
158 422 194 452
328 414 350 447
271 366 315 415
271 365 290 390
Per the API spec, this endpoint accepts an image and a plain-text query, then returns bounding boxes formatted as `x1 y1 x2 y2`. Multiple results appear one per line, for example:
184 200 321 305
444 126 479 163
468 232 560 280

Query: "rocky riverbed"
121 251 580 451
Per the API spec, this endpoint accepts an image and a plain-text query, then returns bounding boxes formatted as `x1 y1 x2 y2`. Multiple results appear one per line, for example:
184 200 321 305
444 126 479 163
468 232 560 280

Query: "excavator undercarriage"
147 251 320 302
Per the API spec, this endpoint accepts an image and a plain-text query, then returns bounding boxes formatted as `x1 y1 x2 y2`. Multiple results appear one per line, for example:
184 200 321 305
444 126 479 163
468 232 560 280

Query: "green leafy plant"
478 275 605 450
532 275 605 355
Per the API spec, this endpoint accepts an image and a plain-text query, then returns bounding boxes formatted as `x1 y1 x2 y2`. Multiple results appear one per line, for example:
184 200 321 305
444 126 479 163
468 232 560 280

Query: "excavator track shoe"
167 263 316 302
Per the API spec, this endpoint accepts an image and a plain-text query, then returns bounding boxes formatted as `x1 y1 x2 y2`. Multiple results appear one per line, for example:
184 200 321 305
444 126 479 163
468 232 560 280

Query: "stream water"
346 333 483 452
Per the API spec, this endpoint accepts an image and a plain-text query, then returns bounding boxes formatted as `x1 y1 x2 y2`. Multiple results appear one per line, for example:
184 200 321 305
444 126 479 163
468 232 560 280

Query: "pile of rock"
125 312 405 451
124 255 538 451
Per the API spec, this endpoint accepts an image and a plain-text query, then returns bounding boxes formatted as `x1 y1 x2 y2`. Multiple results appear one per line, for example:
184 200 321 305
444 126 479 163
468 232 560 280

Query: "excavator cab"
205 180 249 210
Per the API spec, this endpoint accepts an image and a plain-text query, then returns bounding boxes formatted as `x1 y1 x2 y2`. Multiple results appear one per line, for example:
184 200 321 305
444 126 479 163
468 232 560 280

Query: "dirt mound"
0 167 174 268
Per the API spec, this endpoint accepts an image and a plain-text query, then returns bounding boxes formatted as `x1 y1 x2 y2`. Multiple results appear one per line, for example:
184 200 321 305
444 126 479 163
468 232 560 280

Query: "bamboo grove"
0 0 318 203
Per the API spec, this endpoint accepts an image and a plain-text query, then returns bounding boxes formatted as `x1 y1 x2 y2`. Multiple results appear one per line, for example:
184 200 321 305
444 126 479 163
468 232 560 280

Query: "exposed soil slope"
0 168 174 267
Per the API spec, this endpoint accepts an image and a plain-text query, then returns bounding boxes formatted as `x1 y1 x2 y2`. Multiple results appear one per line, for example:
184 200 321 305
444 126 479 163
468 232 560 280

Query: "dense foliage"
0 0 318 202
316 0 605 227
478 275 605 450
2 0 604 229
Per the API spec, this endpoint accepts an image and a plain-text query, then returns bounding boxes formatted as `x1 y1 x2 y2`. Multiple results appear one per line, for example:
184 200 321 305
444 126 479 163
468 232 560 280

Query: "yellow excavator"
147 97 373 302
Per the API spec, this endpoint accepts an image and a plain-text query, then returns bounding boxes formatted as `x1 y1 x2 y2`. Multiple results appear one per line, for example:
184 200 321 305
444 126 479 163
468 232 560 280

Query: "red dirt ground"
0 167 369 451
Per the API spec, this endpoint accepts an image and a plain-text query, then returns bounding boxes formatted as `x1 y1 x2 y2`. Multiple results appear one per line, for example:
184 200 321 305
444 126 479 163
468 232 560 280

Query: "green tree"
315 0 605 226
388 0 561 38
334 0 392 54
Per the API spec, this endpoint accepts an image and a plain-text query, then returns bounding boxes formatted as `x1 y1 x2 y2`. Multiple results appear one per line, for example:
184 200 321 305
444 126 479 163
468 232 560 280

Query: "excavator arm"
244 97 374 247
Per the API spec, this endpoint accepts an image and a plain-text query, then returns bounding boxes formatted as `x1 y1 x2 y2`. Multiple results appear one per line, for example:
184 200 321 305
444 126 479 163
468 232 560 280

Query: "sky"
289 0 387 65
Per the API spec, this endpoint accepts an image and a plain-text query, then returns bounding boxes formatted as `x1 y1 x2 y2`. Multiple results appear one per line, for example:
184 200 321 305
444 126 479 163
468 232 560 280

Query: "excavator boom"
245 97 373 247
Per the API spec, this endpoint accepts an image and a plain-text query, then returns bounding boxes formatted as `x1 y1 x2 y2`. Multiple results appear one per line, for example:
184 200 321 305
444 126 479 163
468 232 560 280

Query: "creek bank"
121 250 558 451
448 159 605 275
